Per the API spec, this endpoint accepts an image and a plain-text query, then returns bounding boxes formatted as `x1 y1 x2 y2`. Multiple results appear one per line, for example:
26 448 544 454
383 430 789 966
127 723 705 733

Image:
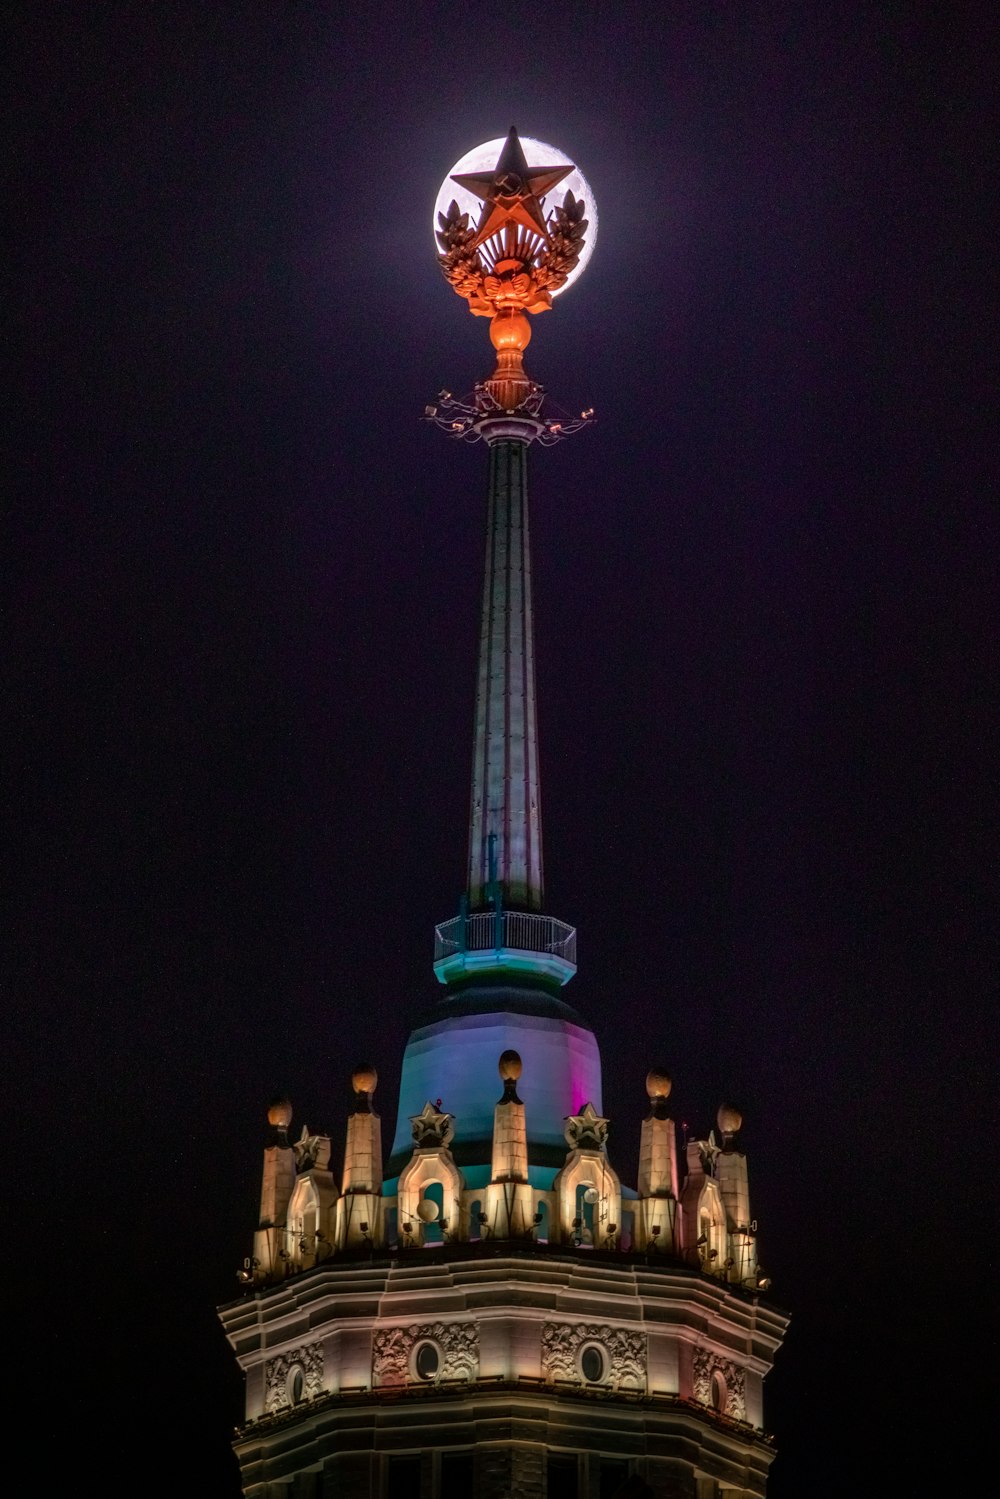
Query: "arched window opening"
420 1180 445 1244
619 1209 634 1252
575 1182 597 1245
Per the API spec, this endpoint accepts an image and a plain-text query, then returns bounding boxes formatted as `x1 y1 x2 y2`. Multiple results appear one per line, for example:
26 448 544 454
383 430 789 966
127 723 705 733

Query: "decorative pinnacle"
435 128 592 410
646 1070 672 1101
499 1049 523 1082
267 1096 292 1131
351 1065 378 1113
498 1049 523 1103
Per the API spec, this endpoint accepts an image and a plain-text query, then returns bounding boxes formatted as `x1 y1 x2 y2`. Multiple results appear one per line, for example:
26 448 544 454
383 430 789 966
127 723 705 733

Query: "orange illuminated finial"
435 127 590 409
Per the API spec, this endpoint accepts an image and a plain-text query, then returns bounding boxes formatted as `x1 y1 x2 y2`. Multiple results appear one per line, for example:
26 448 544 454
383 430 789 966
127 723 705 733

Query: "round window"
580 1345 604 1383
288 1365 305 1405
414 1341 440 1381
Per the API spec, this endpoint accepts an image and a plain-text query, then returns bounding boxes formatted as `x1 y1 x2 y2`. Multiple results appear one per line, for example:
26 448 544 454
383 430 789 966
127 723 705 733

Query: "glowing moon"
434 136 598 296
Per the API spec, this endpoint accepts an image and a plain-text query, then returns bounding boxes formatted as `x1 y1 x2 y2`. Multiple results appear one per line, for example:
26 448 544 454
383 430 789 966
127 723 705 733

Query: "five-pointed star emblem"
451 126 573 250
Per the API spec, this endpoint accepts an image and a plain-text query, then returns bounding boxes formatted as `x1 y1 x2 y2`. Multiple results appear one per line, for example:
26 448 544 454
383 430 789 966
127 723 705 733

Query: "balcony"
433 909 577 987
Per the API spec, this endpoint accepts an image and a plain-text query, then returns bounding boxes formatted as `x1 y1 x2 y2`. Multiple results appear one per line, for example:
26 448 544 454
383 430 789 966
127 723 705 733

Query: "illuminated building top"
220 127 787 1499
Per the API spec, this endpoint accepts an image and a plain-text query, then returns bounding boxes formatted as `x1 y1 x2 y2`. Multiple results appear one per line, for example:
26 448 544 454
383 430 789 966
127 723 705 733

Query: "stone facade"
222 1252 785 1497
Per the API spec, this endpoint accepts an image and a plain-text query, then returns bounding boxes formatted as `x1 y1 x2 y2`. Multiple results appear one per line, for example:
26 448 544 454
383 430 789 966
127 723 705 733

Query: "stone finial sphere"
352 1065 378 1095
490 310 532 352
416 1198 439 1223
646 1069 672 1100
717 1104 743 1136
267 1097 293 1129
498 1049 523 1081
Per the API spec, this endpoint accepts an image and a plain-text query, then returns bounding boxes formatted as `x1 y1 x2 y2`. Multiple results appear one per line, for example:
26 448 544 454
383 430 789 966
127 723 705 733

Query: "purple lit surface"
388 1007 602 1171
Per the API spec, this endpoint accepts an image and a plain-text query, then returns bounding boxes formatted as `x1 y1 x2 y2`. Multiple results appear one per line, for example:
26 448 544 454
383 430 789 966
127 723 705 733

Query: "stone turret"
552 1102 621 1250
285 1127 337 1272
250 1097 296 1283
486 1050 534 1237
676 1107 768 1290
714 1105 763 1288
397 1101 461 1246
635 1070 679 1253
339 1066 381 1248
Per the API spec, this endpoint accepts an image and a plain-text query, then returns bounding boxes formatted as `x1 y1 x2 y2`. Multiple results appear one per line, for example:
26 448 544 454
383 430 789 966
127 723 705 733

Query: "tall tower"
220 129 787 1499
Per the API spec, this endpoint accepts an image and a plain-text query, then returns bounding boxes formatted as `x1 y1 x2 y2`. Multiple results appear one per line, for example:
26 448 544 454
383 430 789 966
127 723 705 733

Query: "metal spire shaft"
467 436 543 911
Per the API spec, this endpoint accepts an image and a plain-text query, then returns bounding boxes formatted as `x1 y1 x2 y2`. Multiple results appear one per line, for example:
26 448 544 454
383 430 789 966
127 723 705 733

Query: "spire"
467 434 543 910
426 129 593 991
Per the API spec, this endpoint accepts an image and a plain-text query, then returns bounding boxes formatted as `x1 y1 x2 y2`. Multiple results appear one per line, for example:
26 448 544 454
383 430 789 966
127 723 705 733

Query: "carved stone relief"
541 1321 646 1390
692 1345 747 1421
264 1340 324 1413
372 1320 479 1386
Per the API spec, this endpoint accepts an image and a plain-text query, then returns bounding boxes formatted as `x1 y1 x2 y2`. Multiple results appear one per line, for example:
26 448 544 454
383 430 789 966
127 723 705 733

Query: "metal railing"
434 910 577 966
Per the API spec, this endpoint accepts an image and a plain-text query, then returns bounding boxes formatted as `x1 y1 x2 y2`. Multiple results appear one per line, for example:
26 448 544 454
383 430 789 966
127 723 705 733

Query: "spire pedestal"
390 391 598 1182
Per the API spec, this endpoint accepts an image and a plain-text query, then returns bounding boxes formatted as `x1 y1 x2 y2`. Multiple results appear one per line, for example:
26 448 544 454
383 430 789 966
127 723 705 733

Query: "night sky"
8 5 994 1493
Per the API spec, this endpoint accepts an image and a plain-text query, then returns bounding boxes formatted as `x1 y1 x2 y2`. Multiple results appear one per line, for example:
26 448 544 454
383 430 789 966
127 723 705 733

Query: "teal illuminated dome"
387 981 601 1181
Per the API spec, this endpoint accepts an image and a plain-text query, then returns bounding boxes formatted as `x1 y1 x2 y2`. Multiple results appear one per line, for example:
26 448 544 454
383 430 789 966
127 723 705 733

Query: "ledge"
433 911 577 987
237 1376 776 1448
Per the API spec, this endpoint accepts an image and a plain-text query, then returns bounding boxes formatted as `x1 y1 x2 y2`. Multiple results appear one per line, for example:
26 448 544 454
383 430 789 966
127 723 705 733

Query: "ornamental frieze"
372 1320 479 1386
541 1321 646 1389
264 1341 324 1413
692 1345 747 1421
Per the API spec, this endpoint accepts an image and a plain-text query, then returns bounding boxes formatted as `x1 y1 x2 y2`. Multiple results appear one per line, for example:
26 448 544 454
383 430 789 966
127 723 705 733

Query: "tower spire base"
425 384 593 445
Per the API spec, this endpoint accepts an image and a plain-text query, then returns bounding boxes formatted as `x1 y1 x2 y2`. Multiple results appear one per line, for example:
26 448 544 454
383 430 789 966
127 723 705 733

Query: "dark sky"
8 4 994 1492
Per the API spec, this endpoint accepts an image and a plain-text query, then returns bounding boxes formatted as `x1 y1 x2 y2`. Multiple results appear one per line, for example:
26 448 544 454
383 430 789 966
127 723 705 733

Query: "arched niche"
397 1147 462 1244
464 1196 484 1241
695 1179 727 1271
552 1150 621 1248
286 1173 335 1269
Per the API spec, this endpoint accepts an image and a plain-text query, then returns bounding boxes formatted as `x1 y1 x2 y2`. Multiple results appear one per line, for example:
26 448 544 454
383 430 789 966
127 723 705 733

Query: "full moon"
433 137 598 296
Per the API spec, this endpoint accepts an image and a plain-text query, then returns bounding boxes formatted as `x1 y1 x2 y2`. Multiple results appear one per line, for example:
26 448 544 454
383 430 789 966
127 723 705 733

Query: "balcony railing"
434 910 577 967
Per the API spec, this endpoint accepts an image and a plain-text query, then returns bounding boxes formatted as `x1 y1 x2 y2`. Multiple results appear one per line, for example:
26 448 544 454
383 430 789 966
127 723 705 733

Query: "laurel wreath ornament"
436 188 589 317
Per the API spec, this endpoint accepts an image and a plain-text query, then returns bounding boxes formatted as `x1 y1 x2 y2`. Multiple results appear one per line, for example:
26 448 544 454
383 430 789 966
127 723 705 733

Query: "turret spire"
428 128 595 935
468 432 543 909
